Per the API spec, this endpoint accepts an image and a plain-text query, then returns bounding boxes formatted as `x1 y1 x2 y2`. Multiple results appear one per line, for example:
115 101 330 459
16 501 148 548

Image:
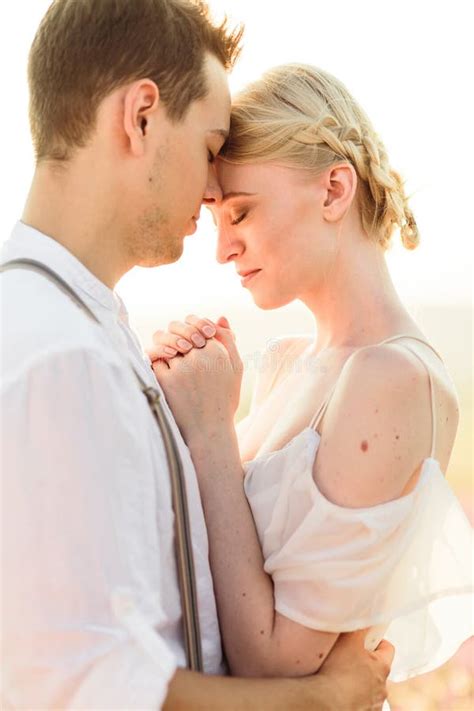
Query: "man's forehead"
201 55 231 127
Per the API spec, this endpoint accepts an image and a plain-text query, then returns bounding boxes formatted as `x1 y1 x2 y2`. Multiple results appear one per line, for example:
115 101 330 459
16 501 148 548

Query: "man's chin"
135 239 184 269
154 244 184 267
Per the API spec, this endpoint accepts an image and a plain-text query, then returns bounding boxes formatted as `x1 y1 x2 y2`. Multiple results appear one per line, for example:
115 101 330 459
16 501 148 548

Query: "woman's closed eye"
230 211 248 226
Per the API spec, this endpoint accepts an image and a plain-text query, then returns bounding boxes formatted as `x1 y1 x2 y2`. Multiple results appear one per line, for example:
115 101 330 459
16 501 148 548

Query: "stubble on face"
128 143 184 268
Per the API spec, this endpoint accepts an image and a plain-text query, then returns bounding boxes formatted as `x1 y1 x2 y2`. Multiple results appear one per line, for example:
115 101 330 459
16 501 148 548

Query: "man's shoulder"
1 267 120 380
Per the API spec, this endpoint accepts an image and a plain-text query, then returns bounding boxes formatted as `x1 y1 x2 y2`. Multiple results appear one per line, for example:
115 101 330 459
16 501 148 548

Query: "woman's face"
209 160 338 309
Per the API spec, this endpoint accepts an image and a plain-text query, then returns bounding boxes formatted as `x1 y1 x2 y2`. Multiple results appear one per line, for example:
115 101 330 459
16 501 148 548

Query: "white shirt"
0 222 225 710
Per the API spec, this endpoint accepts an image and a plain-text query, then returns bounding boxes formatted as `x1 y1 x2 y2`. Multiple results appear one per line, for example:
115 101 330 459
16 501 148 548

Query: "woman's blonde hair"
221 64 418 250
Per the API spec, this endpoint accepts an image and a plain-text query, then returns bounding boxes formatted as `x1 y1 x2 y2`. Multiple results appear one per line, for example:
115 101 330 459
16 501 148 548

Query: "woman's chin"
251 290 294 311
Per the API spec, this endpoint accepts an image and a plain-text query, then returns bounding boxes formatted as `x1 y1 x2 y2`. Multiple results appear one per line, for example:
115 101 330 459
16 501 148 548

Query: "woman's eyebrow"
221 191 257 204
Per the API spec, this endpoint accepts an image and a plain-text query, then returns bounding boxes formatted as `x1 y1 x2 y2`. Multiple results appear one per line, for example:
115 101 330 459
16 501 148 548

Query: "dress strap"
375 333 444 364
309 380 339 431
308 334 439 459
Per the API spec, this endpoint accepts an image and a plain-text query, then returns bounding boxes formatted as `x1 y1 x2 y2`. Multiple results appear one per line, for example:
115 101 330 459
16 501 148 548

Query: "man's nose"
202 165 223 205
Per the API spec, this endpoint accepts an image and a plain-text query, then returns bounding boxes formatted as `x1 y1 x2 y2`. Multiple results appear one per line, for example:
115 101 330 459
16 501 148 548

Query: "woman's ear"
122 79 160 157
321 163 357 223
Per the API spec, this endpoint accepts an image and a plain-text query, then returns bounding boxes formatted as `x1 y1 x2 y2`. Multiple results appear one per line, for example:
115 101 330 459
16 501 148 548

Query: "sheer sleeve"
244 428 474 681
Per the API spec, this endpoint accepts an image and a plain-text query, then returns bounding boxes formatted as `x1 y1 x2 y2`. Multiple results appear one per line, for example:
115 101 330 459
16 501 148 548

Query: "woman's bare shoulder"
312 341 459 508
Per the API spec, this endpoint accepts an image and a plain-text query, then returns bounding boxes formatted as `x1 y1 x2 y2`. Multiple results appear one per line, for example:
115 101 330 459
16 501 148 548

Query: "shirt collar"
1 221 129 320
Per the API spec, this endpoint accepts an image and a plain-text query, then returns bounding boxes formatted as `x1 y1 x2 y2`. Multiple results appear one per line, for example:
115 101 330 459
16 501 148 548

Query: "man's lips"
185 212 201 236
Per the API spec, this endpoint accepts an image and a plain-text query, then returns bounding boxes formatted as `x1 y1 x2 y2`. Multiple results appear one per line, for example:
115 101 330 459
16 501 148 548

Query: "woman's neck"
301 237 416 354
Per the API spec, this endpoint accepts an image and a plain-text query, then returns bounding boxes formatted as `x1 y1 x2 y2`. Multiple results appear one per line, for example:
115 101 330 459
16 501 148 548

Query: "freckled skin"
361 440 369 452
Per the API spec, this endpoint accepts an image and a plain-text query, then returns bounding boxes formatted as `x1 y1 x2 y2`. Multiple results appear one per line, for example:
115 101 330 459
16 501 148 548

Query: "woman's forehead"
216 160 301 192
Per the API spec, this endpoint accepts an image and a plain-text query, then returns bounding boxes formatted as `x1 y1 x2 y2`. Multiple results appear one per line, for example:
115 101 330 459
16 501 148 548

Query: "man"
0 1 393 708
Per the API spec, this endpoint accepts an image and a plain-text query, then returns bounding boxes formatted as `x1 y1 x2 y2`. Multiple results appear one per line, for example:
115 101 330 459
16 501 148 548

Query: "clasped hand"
147 315 243 444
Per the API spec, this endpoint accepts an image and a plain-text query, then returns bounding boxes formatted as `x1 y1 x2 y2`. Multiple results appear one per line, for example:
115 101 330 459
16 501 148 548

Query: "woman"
149 64 473 682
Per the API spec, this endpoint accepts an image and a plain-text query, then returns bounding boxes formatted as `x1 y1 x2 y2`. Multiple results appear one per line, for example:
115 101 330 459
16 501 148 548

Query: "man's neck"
22 164 130 289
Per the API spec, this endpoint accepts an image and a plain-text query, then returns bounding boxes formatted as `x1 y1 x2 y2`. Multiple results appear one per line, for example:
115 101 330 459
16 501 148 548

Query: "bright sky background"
1 0 472 321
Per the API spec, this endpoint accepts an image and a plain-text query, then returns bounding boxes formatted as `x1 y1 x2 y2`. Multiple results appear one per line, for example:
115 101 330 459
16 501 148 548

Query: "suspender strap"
1 258 203 671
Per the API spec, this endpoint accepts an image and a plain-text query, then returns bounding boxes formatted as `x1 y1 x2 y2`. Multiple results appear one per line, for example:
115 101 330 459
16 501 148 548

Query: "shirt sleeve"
1 347 178 710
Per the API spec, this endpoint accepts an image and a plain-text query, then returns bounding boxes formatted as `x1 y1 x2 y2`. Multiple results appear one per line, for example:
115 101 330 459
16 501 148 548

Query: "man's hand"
315 631 394 710
163 633 394 710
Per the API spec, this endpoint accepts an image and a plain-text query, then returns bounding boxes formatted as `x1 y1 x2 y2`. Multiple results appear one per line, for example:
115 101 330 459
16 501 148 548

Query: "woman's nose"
215 225 243 265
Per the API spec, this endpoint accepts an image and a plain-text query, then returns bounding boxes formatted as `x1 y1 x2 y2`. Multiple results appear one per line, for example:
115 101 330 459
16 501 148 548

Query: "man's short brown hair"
28 0 243 162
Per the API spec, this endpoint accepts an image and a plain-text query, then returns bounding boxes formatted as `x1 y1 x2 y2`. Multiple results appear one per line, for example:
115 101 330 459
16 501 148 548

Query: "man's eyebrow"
221 191 257 204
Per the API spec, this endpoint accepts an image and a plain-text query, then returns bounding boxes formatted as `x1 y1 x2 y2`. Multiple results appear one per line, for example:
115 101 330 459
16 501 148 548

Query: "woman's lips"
240 269 261 287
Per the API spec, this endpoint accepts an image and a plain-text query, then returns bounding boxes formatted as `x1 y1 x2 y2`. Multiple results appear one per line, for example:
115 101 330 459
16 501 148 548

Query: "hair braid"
222 64 419 250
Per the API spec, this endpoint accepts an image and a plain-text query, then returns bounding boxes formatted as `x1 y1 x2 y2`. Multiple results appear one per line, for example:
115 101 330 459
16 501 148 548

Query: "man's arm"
1 347 178 709
164 631 394 711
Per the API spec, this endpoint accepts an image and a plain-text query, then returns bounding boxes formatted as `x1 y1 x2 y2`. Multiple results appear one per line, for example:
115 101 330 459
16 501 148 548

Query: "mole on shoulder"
361 440 369 452
260 629 265 635
318 653 324 659
242 592 246 597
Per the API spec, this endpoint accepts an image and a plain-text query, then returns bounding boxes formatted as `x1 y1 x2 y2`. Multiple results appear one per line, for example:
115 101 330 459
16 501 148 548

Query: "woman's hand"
146 315 233 362
151 318 243 444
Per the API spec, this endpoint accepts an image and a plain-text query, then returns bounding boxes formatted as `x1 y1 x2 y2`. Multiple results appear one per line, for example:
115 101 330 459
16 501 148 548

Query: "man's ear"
122 79 160 157
321 163 358 223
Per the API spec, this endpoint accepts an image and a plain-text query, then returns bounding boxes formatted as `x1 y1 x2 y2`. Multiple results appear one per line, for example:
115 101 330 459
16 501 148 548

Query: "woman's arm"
154 332 338 677
185 422 338 678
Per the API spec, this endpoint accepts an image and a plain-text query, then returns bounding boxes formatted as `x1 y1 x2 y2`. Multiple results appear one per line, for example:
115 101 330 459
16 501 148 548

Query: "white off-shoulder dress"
243 335 473 682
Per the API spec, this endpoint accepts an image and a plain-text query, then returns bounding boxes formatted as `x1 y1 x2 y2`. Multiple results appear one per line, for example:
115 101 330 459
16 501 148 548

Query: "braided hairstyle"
221 64 418 250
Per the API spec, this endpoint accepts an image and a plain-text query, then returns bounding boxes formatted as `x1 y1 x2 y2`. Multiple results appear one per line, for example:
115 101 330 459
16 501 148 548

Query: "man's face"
130 54 231 267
